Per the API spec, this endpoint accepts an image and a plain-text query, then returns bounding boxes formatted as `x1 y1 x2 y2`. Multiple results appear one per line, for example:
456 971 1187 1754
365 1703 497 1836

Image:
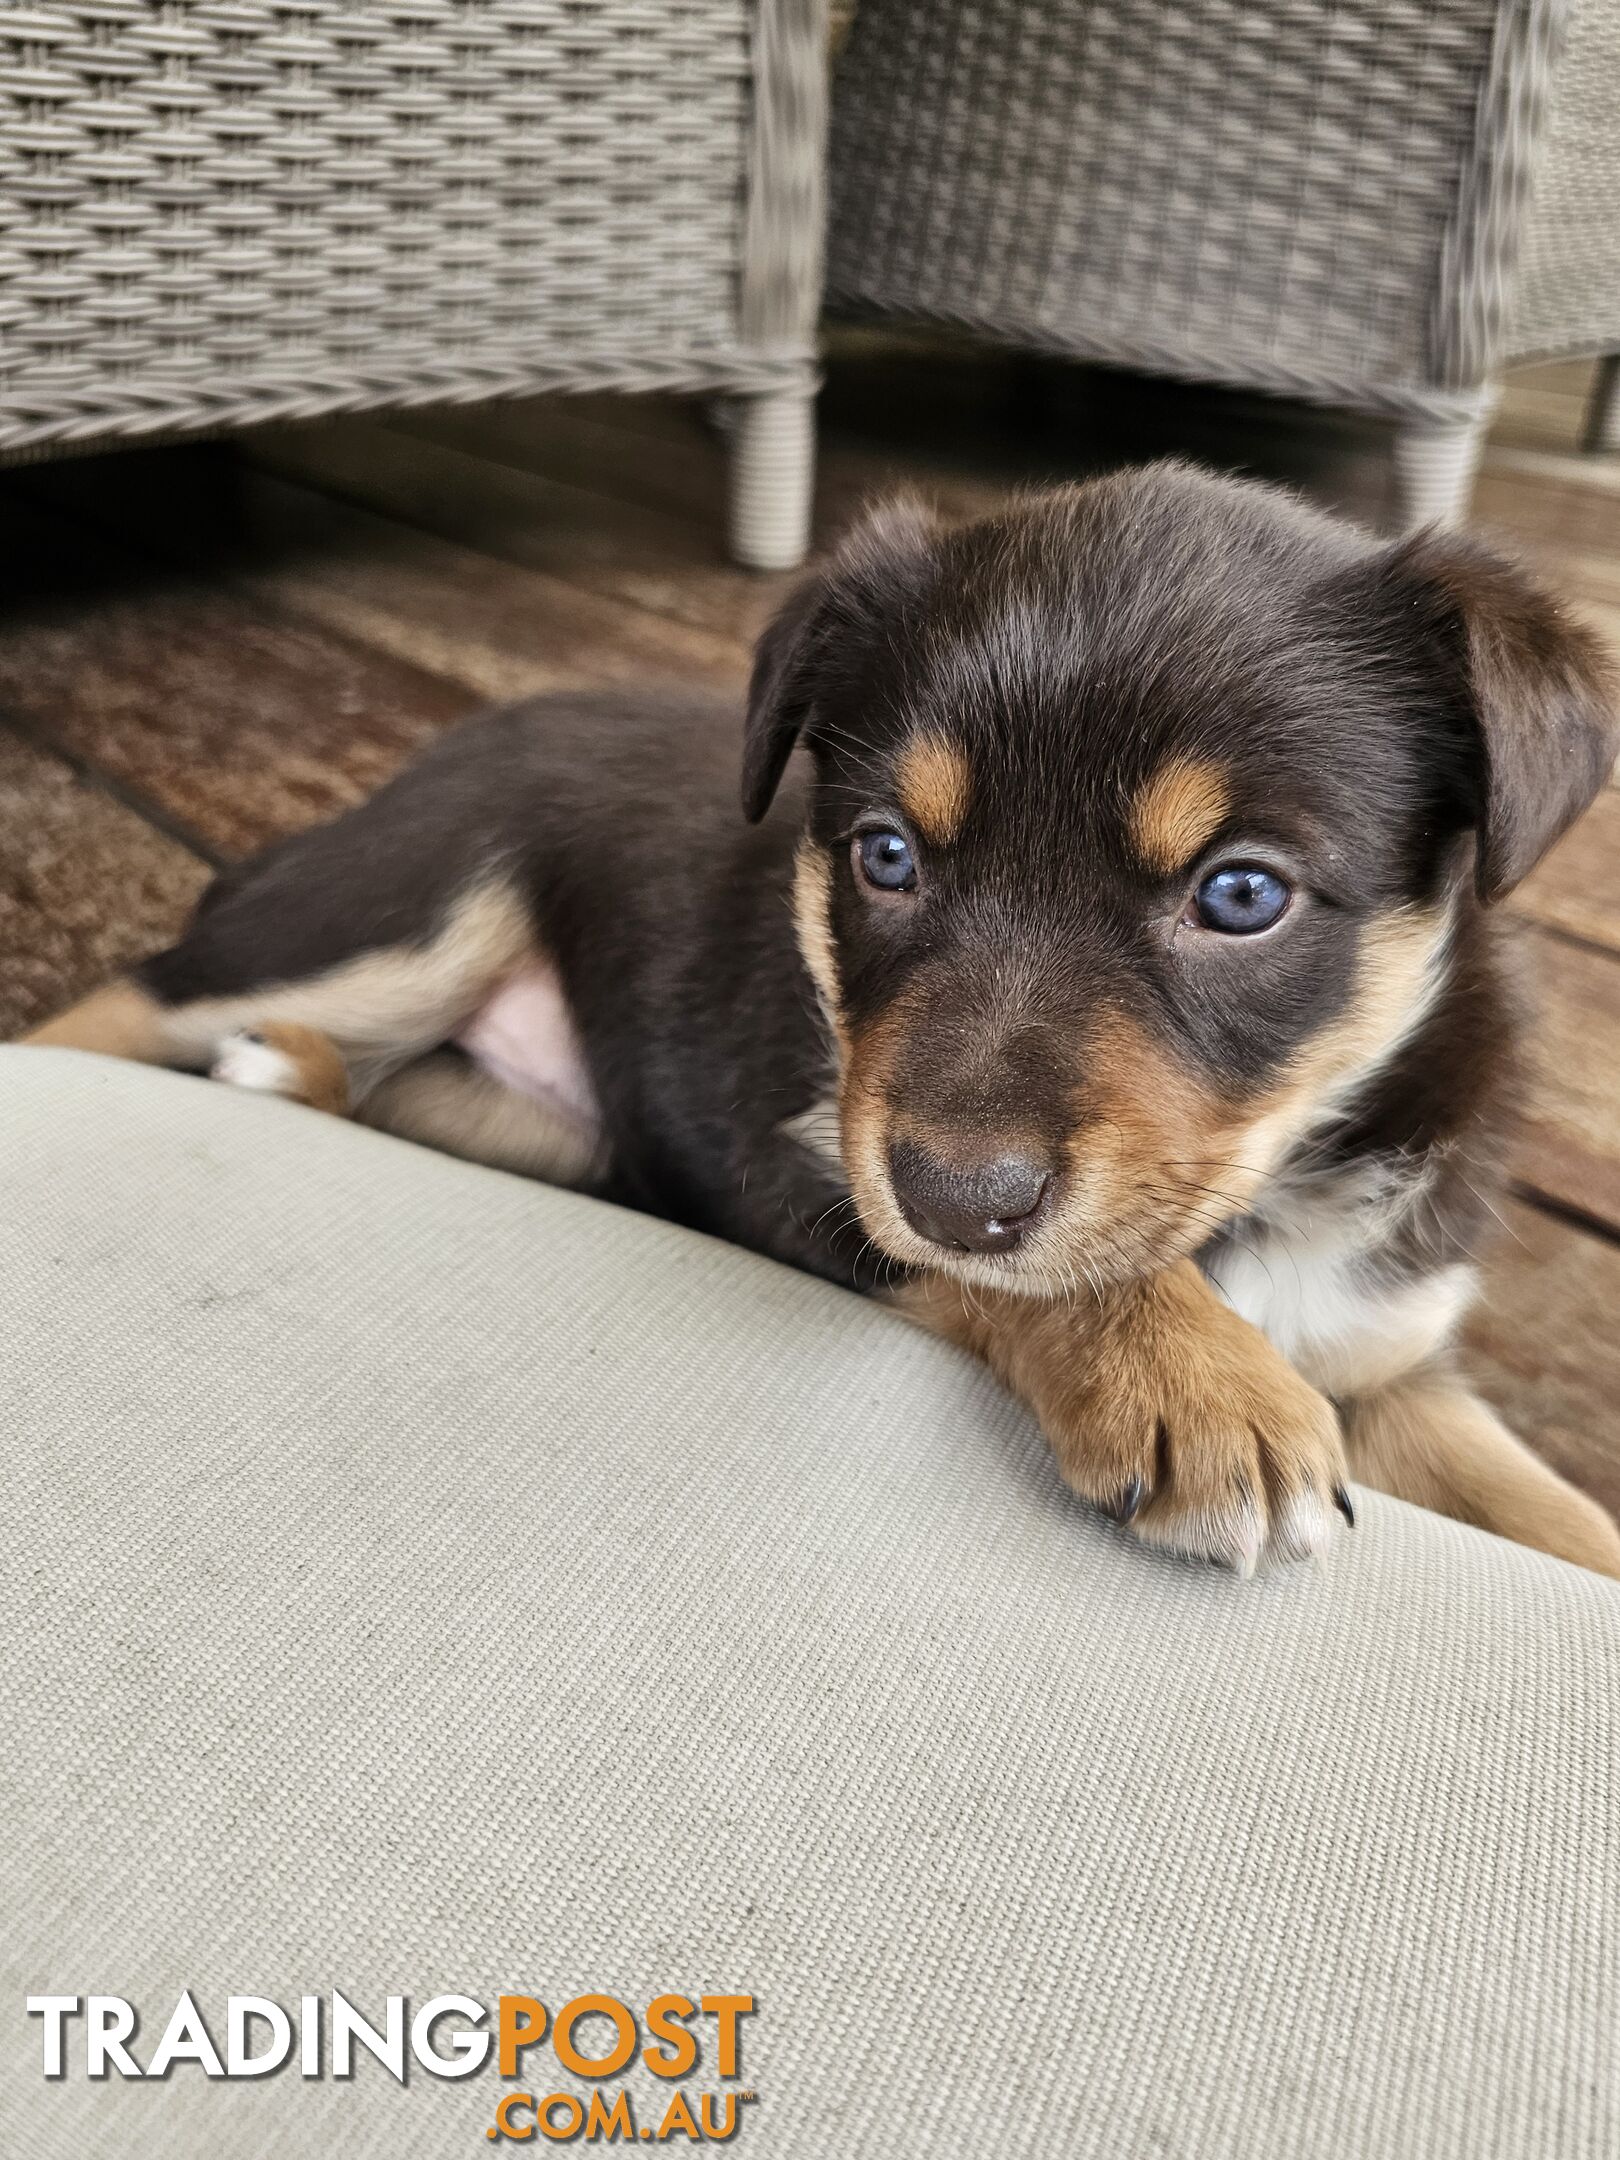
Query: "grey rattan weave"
827 0 1620 527
0 1 827 568
1513 0 1620 461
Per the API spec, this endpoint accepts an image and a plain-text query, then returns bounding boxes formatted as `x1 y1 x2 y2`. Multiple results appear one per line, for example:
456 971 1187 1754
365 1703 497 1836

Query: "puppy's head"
746 465 1616 1294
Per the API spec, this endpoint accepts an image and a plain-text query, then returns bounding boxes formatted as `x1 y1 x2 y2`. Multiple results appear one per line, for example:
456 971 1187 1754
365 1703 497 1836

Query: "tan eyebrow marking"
1130 757 1231 873
895 734 973 845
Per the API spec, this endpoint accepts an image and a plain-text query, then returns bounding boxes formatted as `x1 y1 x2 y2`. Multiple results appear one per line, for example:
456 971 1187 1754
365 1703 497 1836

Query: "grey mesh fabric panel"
826 0 1620 417
4 1047 1619 2160
0 2 824 455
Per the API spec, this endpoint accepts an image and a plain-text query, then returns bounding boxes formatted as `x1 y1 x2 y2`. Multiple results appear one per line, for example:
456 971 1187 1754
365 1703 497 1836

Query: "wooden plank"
27 446 752 705
400 392 1009 540
242 416 795 644
1464 1198 1620 1525
0 727 210 1039
1470 458 1620 557
561 369 1061 513
251 374 1620 675
1484 359 1596 456
1510 929 1620 1234
400 397 731 528
1514 790 1620 952
0 481 478 859
1487 394 1587 457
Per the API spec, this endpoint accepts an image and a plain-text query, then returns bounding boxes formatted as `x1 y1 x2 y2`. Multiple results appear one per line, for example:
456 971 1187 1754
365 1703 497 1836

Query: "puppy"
27 465 1620 1578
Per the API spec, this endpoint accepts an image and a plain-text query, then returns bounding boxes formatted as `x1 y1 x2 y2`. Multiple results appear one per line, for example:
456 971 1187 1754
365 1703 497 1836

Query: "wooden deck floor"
2 335 1617 1518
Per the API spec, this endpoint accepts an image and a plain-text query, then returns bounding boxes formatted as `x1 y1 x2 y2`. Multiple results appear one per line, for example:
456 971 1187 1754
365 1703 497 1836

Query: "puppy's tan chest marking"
1129 757 1230 874
895 734 973 845
1203 1164 1476 1398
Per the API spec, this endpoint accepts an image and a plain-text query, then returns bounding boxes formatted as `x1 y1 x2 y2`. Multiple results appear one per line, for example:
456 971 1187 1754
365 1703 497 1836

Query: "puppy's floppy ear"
741 566 829 823
1390 531 1618 901
741 499 940 823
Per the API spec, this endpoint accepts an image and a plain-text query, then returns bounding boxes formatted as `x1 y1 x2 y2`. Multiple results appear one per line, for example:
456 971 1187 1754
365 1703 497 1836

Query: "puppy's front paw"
1047 1266 1349 1572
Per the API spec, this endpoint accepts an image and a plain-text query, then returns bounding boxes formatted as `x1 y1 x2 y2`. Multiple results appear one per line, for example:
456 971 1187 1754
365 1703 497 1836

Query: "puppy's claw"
1102 1475 1145 1524
1334 1484 1356 1528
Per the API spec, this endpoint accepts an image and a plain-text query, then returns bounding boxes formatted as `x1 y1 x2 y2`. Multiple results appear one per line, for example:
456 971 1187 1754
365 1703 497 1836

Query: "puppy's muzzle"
886 1138 1054 1255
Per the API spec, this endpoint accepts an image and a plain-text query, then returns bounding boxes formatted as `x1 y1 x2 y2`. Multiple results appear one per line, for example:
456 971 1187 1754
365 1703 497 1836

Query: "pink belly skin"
454 960 602 1132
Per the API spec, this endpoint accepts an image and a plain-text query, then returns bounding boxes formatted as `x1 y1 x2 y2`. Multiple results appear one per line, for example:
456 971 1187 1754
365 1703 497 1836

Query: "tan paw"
211 1023 350 1116
1046 1266 1350 1572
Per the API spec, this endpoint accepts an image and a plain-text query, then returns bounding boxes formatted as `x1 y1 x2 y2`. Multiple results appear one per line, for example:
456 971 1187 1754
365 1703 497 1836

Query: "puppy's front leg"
1344 1367 1620 1581
897 1260 1349 1572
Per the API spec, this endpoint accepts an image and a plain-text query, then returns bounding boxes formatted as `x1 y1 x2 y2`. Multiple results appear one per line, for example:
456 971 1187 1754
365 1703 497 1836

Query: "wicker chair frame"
827 0 1620 526
0 1 827 568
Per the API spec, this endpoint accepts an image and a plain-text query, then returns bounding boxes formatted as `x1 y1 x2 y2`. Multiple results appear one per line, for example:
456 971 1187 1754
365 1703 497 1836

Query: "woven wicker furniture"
0 1 826 569
826 0 1620 527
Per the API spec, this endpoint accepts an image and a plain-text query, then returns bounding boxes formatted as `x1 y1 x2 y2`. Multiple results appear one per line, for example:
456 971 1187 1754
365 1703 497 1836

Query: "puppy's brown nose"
887 1140 1052 1254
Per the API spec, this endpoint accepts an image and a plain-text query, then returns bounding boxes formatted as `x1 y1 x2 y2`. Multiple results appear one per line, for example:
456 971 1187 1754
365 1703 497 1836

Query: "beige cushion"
3 1046 1617 2158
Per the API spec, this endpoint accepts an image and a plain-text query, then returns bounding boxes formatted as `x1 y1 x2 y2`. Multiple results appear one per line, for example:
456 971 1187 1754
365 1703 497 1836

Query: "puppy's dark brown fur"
28 465 1620 1577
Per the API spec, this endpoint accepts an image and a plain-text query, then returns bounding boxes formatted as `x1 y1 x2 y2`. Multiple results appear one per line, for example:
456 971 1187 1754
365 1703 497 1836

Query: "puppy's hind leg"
24 983 357 1118
27 982 363 1123
357 1051 607 1188
20 716 545 1089
1344 1364 1620 1580
21 873 538 1123
211 1023 352 1116
146 879 537 1096
20 979 174 1061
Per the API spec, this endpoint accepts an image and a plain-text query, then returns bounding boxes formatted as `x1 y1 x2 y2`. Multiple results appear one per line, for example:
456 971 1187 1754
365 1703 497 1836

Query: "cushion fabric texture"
3 1047 1617 2159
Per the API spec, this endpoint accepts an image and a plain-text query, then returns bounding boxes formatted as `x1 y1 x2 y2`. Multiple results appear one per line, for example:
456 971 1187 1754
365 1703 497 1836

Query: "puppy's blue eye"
1193 865 1290 934
856 829 917 892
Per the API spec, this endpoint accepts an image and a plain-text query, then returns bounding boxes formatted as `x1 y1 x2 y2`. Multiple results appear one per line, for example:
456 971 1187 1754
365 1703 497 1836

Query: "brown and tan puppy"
27 466 1620 1578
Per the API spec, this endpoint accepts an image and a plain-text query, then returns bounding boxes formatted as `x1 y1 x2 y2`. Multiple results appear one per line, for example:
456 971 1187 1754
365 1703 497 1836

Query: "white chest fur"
1202 1163 1477 1400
